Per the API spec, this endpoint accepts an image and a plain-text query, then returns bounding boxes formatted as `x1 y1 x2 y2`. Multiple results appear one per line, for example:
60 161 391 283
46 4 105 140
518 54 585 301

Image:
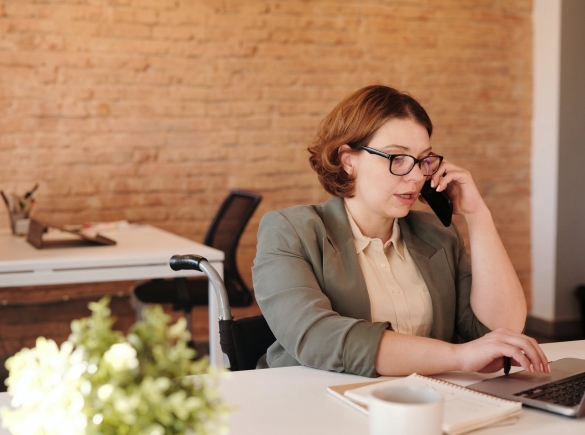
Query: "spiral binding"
413 373 517 404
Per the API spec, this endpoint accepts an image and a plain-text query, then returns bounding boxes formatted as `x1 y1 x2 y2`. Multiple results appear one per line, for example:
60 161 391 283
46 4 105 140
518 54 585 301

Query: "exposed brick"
0 0 533 352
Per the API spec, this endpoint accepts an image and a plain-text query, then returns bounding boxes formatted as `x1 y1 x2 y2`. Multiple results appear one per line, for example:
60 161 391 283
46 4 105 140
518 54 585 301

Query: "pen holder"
9 211 31 235
2 186 37 235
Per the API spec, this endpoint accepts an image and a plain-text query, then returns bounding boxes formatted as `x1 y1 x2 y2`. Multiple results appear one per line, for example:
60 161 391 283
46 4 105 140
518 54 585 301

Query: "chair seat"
134 278 208 311
219 315 276 371
134 276 253 311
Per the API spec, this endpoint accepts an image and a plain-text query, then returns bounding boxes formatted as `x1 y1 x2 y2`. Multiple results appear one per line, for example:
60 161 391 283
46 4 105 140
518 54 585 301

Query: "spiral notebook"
328 373 522 435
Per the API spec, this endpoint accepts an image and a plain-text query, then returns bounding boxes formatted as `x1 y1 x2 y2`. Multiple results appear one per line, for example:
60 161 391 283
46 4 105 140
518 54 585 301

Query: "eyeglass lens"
391 155 441 176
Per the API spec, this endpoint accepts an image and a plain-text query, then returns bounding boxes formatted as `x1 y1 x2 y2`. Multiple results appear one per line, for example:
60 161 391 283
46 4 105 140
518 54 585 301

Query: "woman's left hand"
421 160 528 334
424 160 487 216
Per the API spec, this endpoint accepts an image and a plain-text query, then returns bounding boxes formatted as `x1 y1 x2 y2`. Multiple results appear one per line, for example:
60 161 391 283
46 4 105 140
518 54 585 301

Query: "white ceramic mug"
369 386 443 435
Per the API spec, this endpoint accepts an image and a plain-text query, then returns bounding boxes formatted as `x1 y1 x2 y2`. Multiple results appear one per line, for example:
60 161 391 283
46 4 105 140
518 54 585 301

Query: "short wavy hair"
308 85 433 197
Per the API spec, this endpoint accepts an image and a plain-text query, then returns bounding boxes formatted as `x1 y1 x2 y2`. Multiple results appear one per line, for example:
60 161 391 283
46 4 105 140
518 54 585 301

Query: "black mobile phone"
420 179 453 227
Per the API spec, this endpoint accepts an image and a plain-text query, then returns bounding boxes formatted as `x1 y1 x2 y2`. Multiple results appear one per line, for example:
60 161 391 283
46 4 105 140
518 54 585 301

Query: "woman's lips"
394 192 417 205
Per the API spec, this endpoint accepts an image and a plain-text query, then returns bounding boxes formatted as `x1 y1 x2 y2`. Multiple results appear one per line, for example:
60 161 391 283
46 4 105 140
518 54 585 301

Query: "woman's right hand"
455 328 550 374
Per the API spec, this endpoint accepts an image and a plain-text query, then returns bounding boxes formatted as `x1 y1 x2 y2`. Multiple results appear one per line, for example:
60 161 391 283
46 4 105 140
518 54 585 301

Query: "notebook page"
344 373 521 435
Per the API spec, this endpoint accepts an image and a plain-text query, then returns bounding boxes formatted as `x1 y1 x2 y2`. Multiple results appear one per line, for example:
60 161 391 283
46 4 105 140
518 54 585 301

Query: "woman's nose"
404 163 426 182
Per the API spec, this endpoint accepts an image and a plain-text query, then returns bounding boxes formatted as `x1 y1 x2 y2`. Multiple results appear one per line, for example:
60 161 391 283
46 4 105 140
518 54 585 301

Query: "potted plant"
1 297 228 435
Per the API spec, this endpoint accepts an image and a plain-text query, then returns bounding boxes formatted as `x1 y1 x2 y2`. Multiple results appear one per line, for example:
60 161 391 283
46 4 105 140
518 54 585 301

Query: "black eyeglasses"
357 145 443 176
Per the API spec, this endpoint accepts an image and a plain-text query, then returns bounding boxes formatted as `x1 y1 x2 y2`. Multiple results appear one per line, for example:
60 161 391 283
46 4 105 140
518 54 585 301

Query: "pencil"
504 356 511 376
24 184 39 200
1 191 10 210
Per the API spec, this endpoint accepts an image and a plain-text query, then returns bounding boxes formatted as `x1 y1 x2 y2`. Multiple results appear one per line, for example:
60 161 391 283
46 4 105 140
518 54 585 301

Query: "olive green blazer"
252 196 490 377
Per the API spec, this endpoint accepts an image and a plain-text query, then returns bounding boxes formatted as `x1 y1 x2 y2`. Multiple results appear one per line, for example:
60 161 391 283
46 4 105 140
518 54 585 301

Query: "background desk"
0 226 225 366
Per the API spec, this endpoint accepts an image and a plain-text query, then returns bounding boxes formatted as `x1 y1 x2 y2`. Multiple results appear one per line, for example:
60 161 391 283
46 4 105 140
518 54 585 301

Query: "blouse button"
380 263 386 268
393 290 400 295
401 325 408 331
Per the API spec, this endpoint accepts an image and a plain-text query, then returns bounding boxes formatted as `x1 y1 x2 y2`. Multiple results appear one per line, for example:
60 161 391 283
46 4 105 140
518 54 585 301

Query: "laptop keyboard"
514 372 585 407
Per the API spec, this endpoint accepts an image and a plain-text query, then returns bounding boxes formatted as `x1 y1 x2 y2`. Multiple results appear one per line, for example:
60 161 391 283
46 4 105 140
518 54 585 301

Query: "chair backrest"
203 190 262 306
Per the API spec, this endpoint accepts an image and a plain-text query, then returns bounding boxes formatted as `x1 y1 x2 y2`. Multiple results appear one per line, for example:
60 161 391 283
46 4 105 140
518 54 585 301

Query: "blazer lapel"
399 218 456 341
321 197 372 321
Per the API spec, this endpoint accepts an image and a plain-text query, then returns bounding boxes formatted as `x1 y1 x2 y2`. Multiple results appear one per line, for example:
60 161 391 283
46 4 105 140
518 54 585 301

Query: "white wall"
531 0 561 321
555 0 585 320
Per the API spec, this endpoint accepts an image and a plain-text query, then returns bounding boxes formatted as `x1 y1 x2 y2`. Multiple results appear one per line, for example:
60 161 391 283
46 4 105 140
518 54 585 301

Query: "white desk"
217 341 585 435
0 341 584 434
0 226 225 366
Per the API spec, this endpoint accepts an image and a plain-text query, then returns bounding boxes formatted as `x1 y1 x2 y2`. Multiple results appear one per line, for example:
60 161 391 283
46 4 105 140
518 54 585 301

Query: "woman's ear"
339 144 355 175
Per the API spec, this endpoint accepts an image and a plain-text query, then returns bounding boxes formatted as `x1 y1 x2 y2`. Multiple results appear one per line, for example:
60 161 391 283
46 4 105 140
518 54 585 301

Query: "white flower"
102 342 139 372
0 299 227 435
0 338 88 435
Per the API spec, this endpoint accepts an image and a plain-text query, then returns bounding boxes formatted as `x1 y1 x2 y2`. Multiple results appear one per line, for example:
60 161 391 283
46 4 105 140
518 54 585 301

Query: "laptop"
468 358 585 418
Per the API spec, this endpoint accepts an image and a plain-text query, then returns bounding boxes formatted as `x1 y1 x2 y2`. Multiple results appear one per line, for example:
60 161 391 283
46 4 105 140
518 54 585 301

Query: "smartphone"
420 179 453 227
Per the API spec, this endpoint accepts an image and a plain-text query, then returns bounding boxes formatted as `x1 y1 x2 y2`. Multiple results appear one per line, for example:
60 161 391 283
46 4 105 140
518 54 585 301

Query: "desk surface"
218 340 585 435
0 225 223 287
0 341 584 434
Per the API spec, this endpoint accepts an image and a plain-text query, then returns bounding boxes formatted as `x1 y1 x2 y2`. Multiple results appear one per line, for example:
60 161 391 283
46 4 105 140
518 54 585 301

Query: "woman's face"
343 117 432 221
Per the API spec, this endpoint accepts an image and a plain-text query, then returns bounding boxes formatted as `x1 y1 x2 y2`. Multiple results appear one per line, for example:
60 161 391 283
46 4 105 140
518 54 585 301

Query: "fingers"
431 161 470 193
491 329 550 374
502 330 549 373
523 335 550 373
426 160 487 216
429 160 452 190
459 329 551 374
501 344 533 373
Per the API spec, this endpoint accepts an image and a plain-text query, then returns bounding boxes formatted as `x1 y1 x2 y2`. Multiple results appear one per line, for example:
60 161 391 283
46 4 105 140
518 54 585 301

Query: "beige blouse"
345 204 433 337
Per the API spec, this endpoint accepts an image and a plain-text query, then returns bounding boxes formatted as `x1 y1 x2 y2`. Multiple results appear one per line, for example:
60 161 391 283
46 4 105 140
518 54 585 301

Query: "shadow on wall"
577 285 585 337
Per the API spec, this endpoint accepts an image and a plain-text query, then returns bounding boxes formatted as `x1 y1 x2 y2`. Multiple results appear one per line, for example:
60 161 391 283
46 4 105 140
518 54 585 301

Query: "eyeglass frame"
356 145 444 176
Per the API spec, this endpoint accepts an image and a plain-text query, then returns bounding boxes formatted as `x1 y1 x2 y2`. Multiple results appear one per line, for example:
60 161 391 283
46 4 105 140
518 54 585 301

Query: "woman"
252 85 548 377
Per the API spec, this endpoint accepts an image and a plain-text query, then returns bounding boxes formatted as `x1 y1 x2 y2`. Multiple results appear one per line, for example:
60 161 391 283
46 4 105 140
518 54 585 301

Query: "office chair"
170 254 276 371
133 190 262 347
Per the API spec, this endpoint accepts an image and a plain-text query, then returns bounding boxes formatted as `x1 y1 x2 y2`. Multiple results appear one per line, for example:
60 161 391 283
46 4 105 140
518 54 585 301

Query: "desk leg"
208 261 224 368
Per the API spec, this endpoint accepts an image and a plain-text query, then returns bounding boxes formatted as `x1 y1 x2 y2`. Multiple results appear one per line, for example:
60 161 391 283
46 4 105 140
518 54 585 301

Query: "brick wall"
0 0 533 352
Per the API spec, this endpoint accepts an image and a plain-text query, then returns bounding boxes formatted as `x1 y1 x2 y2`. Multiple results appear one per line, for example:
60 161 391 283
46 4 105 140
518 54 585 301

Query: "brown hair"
308 85 433 197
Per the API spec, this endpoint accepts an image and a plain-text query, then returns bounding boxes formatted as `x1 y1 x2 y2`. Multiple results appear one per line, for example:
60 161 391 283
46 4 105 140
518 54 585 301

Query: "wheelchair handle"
170 254 208 271
169 254 233 321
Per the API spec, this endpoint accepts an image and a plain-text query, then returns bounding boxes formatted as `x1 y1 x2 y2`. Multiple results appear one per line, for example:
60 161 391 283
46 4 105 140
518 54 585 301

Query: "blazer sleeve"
453 223 492 342
252 210 388 377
